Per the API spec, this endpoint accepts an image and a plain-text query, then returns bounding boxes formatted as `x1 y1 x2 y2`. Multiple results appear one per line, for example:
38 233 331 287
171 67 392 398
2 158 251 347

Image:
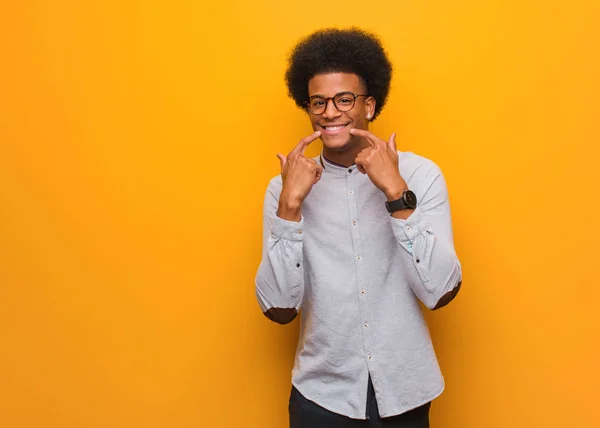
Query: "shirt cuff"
270 210 305 241
389 206 426 242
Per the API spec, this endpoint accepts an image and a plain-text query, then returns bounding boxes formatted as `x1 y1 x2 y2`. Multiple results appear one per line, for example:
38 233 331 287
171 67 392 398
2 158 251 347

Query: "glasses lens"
308 97 326 114
333 93 355 112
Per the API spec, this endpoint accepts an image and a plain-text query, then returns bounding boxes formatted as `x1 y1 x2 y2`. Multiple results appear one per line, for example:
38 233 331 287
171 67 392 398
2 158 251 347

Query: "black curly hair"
285 28 393 121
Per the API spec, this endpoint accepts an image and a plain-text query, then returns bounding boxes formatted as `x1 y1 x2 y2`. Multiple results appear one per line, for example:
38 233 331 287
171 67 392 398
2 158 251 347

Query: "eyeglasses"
306 92 369 115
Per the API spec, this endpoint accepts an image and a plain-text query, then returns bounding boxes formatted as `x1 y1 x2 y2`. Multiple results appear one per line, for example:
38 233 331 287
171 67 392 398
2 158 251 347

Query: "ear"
365 96 376 120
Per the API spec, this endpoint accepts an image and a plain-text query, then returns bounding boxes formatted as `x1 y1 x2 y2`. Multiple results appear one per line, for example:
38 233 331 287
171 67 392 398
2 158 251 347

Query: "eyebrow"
308 91 353 98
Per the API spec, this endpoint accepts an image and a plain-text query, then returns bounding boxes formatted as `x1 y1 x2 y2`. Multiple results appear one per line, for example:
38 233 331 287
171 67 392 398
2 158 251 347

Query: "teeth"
324 125 345 131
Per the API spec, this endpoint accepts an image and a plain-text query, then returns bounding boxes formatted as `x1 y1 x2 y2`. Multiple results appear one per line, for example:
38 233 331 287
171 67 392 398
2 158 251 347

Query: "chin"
321 133 352 151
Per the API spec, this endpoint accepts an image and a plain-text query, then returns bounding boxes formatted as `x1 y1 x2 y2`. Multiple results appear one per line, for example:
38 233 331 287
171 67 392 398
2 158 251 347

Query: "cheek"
352 114 367 129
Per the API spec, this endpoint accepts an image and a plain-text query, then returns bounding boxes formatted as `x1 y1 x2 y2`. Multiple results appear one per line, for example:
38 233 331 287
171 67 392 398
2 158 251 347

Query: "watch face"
404 190 417 208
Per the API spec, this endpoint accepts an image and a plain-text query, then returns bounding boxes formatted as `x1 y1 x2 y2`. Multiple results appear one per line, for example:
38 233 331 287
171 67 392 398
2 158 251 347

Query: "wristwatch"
385 190 417 213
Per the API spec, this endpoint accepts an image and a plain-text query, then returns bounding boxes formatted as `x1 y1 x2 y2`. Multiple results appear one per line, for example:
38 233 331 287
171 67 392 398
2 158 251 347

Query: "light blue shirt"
256 151 462 419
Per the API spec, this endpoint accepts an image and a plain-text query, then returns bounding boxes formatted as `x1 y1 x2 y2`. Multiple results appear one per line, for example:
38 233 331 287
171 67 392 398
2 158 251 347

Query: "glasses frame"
306 92 369 115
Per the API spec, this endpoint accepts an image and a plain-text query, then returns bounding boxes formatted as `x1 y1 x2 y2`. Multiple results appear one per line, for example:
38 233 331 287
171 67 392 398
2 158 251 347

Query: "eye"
311 99 325 107
338 97 353 105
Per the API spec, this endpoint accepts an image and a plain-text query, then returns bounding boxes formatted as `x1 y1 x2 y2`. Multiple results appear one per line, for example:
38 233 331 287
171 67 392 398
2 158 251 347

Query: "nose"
322 98 342 120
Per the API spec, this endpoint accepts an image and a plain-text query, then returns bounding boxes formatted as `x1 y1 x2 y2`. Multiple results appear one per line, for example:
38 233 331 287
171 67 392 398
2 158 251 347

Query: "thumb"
276 153 287 170
313 164 323 185
388 132 397 152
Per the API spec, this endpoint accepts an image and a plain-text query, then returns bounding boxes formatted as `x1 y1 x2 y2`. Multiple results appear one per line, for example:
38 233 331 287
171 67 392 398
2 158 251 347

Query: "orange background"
1 1 599 427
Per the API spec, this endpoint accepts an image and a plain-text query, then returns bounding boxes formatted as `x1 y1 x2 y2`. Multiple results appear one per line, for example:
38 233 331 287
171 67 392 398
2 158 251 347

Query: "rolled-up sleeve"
255 180 305 315
390 165 462 309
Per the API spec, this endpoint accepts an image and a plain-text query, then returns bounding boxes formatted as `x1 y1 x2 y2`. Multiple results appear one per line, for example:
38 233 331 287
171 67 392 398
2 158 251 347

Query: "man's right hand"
276 131 323 222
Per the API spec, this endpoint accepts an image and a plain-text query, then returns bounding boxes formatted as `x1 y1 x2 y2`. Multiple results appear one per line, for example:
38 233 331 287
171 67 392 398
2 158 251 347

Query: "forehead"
308 73 366 97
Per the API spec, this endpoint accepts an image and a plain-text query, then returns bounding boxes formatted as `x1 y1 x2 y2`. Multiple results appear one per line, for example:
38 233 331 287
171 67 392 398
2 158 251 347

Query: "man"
255 28 462 427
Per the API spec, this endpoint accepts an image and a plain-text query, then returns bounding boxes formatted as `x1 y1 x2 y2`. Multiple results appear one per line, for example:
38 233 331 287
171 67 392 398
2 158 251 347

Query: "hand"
351 129 407 200
276 131 323 220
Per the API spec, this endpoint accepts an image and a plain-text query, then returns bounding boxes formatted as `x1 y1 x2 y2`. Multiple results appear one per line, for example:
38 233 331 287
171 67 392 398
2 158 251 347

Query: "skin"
277 72 413 221
307 73 374 166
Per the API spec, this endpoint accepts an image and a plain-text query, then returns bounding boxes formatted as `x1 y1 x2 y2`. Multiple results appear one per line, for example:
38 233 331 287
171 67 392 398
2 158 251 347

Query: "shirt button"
349 190 353 194
368 356 372 360
364 323 369 328
348 169 352 173
406 227 411 231
361 290 365 294
352 220 357 226
357 256 361 260
297 229 303 235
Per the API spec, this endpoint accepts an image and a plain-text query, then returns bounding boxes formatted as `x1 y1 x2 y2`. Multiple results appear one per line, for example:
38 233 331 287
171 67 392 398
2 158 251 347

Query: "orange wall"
1 1 599 427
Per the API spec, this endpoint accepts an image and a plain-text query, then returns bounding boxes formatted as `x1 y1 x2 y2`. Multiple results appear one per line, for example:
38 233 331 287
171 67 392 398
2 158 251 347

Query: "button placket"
346 175 374 366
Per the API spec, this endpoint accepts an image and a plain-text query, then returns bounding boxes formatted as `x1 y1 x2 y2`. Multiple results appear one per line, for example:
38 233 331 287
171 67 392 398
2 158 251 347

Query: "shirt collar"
319 151 357 176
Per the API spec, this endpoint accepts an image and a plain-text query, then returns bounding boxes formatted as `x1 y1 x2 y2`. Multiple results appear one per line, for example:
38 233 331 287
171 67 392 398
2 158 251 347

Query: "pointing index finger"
349 128 384 148
292 131 322 155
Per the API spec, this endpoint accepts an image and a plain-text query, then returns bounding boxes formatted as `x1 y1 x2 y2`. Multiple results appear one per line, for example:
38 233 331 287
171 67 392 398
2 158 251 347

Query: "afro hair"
285 28 393 121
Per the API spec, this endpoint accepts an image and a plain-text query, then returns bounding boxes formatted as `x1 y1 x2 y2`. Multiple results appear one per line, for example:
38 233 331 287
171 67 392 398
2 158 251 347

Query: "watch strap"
386 197 410 213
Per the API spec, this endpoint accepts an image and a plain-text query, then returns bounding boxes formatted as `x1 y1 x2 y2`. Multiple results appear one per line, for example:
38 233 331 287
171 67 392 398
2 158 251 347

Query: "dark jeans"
289 379 431 428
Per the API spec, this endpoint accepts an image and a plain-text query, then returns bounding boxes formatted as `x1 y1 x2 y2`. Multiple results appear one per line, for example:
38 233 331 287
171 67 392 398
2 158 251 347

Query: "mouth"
318 123 351 135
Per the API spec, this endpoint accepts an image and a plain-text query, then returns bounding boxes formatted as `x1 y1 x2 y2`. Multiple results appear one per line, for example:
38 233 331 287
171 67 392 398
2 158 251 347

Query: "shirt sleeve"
390 164 462 309
255 180 305 314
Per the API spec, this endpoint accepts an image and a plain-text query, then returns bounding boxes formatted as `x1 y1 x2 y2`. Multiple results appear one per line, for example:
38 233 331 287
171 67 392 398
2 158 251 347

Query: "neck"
322 137 370 167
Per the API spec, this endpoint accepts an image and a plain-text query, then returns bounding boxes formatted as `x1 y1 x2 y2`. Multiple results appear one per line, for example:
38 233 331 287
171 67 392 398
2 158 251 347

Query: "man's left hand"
351 129 407 201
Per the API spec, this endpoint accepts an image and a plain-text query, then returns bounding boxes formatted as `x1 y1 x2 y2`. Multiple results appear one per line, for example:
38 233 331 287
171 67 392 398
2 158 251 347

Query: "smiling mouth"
319 123 350 134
